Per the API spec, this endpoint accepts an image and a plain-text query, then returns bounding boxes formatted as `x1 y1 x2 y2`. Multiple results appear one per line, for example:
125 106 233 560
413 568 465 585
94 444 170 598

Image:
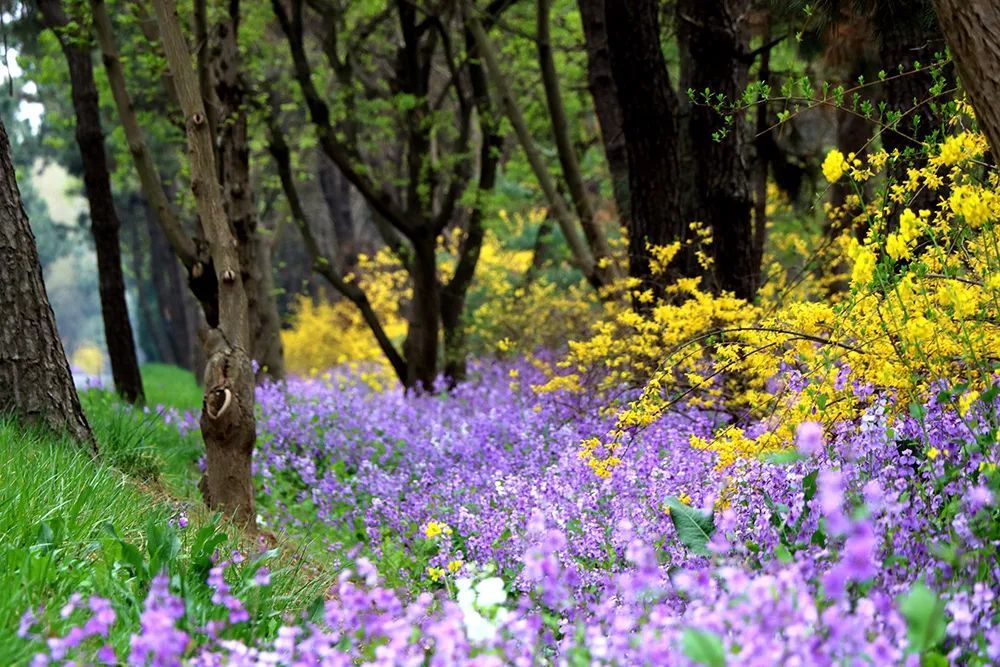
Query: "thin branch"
266 104 409 385
272 0 413 234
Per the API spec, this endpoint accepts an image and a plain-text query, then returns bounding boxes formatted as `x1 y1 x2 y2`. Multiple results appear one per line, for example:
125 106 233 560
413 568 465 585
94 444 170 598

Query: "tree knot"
205 385 233 420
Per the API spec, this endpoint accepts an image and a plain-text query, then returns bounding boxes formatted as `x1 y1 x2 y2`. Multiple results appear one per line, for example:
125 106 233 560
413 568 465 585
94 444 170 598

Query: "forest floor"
0 365 336 665
3 359 998 664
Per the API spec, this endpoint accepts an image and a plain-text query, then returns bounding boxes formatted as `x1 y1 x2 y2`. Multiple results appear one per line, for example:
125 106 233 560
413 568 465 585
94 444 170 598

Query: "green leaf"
802 469 819 502
682 628 727 667
774 543 793 564
762 450 804 465
899 583 946 654
921 652 948 667
665 497 715 556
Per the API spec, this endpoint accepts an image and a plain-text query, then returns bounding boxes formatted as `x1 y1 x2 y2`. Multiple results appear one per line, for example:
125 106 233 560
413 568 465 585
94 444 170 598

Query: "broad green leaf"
682 628 727 667
665 496 715 556
899 583 946 654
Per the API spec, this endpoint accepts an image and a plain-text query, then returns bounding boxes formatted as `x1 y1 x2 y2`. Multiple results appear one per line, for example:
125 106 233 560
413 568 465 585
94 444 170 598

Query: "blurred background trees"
0 0 963 390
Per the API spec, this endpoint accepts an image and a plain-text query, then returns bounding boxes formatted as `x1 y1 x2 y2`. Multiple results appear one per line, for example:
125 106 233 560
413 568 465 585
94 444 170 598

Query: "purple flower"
96 644 117 665
796 421 824 456
83 597 116 637
129 573 189 667
967 485 993 513
17 607 37 638
60 592 82 619
841 520 878 581
818 467 855 535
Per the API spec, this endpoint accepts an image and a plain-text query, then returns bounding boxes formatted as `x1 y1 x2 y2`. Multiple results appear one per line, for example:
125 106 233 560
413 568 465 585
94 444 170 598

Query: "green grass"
0 388 333 664
79 389 203 496
141 362 203 412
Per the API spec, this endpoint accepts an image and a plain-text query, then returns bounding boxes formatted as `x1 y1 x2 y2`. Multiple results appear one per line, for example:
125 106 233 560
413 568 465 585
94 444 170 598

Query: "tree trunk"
211 2 285 383
752 21 774 279
604 0 694 294
405 234 440 390
465 5 600 288
577 0 630 224
441 28 502 385
144 197 196 371
266 102 409 387
0 118 95 450
153 0 256 525
677 0 757 300
90 0 220 328
39 0 145 403
932 0 1000 156
537 0 617 279
317 154 358 268
123 194 175 366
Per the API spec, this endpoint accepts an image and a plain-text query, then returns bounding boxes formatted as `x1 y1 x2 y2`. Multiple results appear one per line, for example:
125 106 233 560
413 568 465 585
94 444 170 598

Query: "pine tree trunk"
932 0 1000 155
153 0 256 525
0 118 95 450
39 0 145 403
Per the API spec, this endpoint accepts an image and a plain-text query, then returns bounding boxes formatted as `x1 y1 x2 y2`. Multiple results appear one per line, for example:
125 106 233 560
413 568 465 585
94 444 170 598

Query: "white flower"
463 608 497 642
456 577 476 612
475 576 507 607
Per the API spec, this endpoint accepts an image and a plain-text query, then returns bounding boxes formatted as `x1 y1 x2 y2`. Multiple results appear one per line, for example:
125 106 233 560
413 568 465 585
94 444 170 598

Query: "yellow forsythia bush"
281 248 408 379
72 342 105 376
548 102 1000 478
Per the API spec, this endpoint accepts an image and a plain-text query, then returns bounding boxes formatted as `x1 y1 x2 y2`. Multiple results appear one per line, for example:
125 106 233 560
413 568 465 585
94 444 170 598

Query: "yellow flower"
959 391 980 417
424 521 453 539
447 559 464 573
885 233 910 261
926 447 941 460
949 185 996 228
849 242 877 287
678 492 692 505
822 149 849 183
427 567 445 582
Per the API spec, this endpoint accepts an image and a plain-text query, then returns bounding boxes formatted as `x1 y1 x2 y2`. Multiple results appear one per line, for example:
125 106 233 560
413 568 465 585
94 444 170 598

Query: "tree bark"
0 117 95 450
932 0 1000 156
90 0 220 327
153 0 256 525
39 0 145 403
210 1 285 382
677 0 757 299
604 0 694 295
143 197 196 371
441 26 502 385
537 0 617 279
577 0 630 223
123 194 174 365
404 234 440 390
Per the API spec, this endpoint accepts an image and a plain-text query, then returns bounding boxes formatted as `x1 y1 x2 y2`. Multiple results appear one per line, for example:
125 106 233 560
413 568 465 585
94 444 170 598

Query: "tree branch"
272 0 413 234
266 105 409 385
464 1 598 286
